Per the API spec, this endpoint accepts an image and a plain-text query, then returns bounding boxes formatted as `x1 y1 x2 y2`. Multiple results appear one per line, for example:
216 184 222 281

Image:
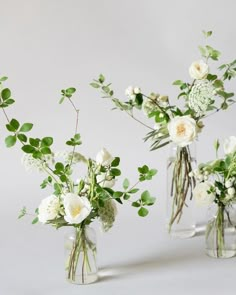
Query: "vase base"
67 273 98 285
206 249 236 259
169 228 196 239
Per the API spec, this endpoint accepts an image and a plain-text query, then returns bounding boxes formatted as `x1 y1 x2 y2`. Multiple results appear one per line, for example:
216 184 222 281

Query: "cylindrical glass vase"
167 142 196 238
65 226 98 284
206 204 236 259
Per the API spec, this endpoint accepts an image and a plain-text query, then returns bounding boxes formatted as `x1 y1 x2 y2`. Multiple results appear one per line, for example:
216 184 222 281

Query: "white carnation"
38 195 61 223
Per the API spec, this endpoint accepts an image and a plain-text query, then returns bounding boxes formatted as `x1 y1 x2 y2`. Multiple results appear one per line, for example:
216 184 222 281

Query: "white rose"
167 115 198 147
63 193 92 224
96 148 113 166
223 136 236 155
189 60 209 80
38 195 61 224
193 182 215 206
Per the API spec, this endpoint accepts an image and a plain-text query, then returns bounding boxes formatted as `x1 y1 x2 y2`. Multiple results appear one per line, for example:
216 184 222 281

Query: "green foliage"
5 135 17 147
138 207 149 217
138 165 157 181
0 87 15 108
66 133 82 146
60 87 76 103
19 123 33 132
202 30 212 38
123 178 130 190
18 207 27 219
111 157 120 167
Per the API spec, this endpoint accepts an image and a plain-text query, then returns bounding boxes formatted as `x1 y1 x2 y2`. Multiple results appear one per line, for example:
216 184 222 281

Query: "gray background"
0 0 235 294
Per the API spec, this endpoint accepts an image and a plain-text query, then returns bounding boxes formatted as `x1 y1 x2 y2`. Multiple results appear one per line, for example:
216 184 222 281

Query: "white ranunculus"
193 182 215 206
63 193 92 224
189 60 209 80
96 148 113 166
223 136 236 155
167 115 197 147
38 195 61 224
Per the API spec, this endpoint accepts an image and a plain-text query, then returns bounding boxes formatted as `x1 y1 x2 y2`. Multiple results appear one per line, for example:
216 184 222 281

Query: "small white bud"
134 87 141 94
228 187 235 196
189 171 194 178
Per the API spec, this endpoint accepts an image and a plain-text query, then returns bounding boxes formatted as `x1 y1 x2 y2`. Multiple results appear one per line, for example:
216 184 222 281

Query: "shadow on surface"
99 224 206 283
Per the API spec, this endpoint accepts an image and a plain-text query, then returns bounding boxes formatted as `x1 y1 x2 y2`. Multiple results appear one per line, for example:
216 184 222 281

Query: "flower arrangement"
192 136 236 258
0 77 157 284
91 31 236 235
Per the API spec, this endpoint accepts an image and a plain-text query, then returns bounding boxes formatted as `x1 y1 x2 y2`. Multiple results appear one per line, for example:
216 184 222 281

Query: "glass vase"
167 142 196 238
206 204 236 258
65 226 98 284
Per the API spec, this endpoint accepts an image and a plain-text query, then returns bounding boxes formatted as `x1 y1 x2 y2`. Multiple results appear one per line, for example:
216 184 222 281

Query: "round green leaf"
19 123 33 132
138 207 149 217
5 135 17 147
1 88 11 100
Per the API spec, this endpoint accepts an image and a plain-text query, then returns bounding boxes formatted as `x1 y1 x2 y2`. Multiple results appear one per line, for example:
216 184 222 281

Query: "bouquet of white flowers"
0 78 157 284
91 31 236 236
192 137 236 258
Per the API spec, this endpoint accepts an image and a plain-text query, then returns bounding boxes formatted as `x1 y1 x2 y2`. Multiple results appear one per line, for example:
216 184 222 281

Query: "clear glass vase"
206 204 236 258
167 142 196 238
65 226 98 284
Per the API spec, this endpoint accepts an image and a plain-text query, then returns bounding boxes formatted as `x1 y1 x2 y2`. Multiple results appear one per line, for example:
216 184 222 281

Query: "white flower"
188 80 215 116
63 193 92 224
167 115 198 147
225 178 234 188
143 98 159 116
134 87 141 94
21 154 43 172
125 86 136 100
189 60 209 80
96 174 115 188
228 187 235 196
98 200 117 232
55 151 86 164
223 136 236 155
22 154 55 172
96 148 113 166
38 195 61 223
193 182 215 206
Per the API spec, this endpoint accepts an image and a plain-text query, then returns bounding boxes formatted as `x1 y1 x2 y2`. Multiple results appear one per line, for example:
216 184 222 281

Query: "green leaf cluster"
66 133 82 146
0 87 15 108
59 87 76 104
138 165 157 181
5 118 33 147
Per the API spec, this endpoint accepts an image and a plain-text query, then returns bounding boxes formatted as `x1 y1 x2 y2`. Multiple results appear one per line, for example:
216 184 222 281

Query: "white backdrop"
0 1 235 294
